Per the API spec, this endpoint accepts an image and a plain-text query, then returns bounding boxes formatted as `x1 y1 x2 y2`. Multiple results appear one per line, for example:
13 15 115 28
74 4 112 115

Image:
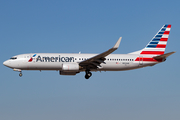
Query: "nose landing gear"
85 70 92 79
19 72 22 77
13 69 22 77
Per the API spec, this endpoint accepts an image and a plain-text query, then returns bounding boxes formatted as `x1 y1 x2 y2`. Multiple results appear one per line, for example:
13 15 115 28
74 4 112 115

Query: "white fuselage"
3 53 157 72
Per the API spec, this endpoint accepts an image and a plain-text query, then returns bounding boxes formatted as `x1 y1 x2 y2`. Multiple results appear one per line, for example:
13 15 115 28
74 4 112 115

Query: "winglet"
113 37 122 49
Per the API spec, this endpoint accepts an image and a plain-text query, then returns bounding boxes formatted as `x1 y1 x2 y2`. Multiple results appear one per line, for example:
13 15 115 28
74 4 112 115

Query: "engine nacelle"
62 63 79 71
60 63 80 75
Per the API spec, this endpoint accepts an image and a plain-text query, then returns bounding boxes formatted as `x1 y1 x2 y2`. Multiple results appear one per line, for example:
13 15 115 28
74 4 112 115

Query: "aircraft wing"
153 51 176 60
79 37 122 69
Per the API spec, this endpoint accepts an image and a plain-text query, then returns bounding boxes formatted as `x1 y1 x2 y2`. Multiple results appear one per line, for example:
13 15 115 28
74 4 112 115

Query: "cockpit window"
10 57 17 60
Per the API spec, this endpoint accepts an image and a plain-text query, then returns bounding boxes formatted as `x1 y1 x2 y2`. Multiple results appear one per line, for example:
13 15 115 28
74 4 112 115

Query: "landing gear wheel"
85 71 92 79
19 72 22 77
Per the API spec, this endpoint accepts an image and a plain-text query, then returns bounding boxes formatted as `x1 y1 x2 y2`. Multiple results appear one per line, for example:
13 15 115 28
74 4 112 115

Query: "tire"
19 73 22 77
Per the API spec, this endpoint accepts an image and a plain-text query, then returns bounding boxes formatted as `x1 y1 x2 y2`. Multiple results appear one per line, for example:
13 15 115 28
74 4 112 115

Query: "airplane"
3 24 175 79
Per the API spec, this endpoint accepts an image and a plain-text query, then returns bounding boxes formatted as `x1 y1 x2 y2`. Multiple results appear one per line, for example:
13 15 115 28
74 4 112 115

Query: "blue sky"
0 0 179 120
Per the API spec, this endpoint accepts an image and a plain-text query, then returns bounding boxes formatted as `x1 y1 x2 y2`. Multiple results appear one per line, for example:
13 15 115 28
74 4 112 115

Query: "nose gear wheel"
19 72 22 77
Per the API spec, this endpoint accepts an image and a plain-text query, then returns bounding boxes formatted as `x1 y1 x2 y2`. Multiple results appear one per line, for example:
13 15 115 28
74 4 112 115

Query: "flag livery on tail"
141 24 171 55
131 24 173 62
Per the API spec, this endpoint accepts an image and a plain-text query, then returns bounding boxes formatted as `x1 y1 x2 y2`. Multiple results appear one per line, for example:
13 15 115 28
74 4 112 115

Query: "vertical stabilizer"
129 24 171 55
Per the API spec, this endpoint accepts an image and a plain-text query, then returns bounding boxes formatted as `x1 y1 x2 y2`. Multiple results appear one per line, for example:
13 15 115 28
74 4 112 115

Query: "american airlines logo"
28 54 37 62
36 55 74 62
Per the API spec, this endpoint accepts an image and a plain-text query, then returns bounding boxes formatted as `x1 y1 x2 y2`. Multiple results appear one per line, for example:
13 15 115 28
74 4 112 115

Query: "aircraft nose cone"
3 60 10 67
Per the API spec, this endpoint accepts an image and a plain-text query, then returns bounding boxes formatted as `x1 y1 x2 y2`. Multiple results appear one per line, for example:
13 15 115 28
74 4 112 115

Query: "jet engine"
60 63 80 75
62 63 79 71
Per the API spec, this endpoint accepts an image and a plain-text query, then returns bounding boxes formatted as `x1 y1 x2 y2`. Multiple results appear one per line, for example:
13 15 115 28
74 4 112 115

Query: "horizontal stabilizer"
153 51 176 60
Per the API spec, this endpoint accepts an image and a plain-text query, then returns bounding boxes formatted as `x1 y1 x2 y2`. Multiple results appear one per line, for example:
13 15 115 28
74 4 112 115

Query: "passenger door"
139 56 143 65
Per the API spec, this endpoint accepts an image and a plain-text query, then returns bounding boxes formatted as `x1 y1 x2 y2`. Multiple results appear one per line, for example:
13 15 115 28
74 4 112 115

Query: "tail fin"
129 24 171 55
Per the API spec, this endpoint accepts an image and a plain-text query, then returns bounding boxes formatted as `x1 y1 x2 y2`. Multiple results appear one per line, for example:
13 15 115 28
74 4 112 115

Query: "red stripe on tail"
160 38 168 41
140 51 164 55
163 31 170 35
156 44 166 48
167 25 171 28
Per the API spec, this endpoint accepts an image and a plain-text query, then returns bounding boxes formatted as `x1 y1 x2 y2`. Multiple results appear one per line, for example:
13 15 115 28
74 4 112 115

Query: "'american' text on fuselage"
36 55 74 62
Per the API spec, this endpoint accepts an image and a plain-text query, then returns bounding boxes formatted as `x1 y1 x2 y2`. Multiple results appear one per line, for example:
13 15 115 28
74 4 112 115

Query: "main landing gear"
85 70 92 79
